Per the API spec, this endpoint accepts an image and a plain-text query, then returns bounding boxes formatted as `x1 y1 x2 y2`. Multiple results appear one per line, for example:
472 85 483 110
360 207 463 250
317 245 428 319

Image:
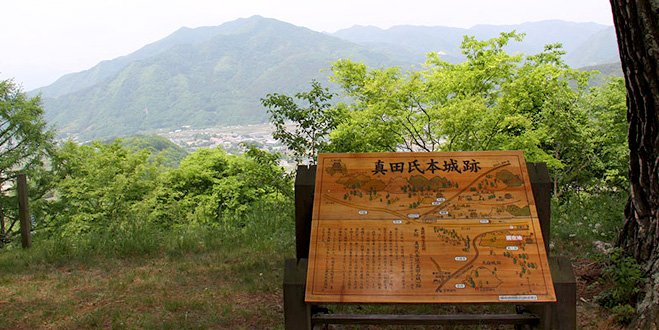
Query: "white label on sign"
506 246 519 251
479 219 490 224
431 201 442 206
455 284 466 289
393 220 403 224
358 210 368 215
437 198 446 202
455 256 467 261
407 214 420 218
498 295 538 301
439 211 449 215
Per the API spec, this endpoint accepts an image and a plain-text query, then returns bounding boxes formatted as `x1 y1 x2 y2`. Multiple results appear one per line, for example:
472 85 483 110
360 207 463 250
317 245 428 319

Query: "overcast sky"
0 0 614 91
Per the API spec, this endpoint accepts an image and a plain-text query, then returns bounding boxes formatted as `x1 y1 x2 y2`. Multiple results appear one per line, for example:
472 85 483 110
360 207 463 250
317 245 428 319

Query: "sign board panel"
305 151 556 303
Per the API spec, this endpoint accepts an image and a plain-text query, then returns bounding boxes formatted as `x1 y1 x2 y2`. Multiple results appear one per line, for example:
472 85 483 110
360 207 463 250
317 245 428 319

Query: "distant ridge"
332 20 617 68
38 16 274 99
36 16 620 141
566 26 619 67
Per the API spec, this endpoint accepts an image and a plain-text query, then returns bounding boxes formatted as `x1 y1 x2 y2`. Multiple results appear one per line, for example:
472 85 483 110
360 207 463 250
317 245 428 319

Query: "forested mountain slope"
39 16 410 140
36 16 619 141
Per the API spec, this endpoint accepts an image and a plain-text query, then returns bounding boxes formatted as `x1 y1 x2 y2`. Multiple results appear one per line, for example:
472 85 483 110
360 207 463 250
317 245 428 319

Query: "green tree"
241 143 293 200
585 77 629 190
0 79 54 245
261 80 346 164
41 141 160 237
118 135 189 169
144 147 292 225
326 32 624 196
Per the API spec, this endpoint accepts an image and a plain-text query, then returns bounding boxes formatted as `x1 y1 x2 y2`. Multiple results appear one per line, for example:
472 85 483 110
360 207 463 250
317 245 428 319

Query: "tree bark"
610 0 659 328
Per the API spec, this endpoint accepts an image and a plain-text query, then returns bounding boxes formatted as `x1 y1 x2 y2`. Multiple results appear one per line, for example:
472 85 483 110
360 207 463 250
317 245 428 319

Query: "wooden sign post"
284 152 575 329
306 151 555 304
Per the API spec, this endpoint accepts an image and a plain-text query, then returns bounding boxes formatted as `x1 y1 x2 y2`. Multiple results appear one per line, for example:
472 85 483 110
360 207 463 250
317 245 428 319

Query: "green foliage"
142 146 292 226
0 78 55 246
586 77 629 189
551 190 628 254
1 131 292 245
117 135 189 168
40 141 161 237
611 304 636 325
330 32 536 153
596 248 643 324
0 198 293 262
2 132 292 242
241 143 294 200
325 32 627 195
261 80 346 164
546 78 627 254
0 79 54 177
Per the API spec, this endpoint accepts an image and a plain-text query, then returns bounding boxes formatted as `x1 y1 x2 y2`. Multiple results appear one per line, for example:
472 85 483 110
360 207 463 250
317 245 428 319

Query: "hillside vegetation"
39 16 411 141
35 16 619 141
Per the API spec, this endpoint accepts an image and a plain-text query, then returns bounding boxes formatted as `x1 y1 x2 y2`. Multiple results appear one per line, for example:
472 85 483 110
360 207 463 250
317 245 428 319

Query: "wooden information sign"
305 151 556 304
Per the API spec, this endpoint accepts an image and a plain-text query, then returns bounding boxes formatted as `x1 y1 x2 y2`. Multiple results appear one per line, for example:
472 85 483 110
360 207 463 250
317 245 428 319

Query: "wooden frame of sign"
284 151 576 329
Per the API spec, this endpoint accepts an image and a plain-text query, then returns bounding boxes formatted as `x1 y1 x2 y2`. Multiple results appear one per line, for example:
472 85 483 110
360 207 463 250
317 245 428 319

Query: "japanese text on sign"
373 159 482 175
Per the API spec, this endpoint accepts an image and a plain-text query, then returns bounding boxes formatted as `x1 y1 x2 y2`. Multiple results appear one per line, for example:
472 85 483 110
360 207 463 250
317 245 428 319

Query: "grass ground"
0 204 295 329
0 193 629 329
0 245 622 330
0 251 284 329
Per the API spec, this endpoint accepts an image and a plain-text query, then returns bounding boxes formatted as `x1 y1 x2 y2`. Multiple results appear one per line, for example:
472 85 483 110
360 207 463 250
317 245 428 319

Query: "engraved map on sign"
305 151 556 304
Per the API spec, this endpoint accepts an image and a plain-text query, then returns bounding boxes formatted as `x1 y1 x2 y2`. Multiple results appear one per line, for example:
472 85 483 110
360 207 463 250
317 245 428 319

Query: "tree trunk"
610 0 659 328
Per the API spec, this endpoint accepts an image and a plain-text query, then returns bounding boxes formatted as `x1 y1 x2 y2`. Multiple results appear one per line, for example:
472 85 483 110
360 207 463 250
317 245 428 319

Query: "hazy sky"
1 0 615 91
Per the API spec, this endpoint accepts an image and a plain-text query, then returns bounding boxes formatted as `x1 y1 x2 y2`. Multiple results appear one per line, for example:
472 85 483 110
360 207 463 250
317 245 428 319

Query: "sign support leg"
284 258 311 330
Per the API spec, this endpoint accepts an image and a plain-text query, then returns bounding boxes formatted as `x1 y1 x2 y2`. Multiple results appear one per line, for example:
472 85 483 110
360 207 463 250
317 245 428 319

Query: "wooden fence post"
17 173 31 249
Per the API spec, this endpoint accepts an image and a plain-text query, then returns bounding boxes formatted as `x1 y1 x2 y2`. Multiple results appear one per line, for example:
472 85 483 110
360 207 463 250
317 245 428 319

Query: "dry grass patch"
0 243 290 329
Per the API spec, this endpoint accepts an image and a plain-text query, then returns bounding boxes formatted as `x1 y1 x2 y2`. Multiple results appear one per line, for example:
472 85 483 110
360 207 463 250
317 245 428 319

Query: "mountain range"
33 16 620 141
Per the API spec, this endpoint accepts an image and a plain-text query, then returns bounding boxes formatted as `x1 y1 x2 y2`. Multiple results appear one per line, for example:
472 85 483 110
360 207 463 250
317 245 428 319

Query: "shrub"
596 248 643 324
